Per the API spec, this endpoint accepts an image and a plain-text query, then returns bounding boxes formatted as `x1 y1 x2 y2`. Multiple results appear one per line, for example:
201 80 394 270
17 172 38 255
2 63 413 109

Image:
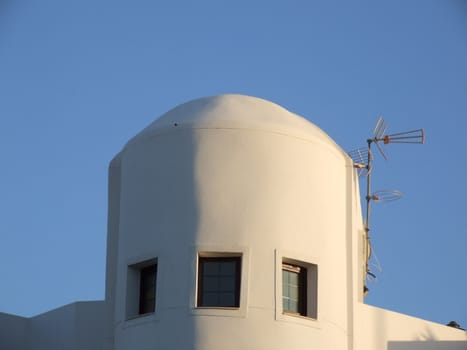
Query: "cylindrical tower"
106 95 361 350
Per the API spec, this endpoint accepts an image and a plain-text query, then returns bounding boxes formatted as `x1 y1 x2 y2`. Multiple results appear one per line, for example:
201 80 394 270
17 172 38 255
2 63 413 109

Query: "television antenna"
348 117 424 291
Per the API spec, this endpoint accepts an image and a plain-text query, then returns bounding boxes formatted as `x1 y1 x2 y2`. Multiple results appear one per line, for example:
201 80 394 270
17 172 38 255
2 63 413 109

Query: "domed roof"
125 94 342 152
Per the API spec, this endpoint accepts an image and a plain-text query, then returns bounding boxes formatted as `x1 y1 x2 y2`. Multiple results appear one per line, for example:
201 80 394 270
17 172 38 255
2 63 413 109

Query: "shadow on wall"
110 126 201 349
389 322 467 350
388 340 467 350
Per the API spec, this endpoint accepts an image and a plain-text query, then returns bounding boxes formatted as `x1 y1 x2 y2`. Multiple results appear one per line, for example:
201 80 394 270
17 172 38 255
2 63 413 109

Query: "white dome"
125 94 343 154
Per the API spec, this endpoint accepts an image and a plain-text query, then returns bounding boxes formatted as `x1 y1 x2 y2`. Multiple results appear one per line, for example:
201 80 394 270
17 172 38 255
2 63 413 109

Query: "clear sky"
1 0 466 328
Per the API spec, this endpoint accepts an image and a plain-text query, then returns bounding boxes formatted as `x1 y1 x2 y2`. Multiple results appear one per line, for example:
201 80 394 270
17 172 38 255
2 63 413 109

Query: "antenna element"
348 116 424 293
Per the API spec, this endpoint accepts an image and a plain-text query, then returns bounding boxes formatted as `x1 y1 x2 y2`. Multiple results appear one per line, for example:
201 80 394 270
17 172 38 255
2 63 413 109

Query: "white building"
1 94 466 350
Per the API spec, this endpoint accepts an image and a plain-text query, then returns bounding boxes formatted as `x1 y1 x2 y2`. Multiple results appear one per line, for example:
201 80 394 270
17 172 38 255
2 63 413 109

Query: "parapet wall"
0 301 106 350
354 303 467 350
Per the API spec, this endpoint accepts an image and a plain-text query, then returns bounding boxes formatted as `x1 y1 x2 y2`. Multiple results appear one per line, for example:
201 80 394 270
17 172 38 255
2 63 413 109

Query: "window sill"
195 306 240 310
191 306 246 318
126 311 155 320
123 312 159 328
276 311 320 328
283 311 317 320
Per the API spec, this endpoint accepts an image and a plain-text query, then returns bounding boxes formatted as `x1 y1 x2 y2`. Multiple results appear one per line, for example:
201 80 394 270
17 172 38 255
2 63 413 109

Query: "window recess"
126 258 157 319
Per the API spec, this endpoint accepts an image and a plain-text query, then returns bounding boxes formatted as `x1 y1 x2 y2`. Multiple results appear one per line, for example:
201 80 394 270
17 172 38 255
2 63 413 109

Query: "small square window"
281 258 317 319
197 256 241 308
126 259 157 319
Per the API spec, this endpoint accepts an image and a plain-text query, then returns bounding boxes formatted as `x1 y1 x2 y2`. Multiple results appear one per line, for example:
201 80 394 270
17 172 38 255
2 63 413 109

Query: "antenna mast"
349 117 424 289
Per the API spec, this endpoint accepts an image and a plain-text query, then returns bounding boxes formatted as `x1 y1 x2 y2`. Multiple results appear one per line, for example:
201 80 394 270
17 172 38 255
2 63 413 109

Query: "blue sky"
0 0 466 328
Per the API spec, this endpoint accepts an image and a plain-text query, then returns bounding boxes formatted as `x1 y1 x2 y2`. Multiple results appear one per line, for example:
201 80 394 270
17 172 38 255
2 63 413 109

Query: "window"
126 258 157 319
282 263 307 316
139 264 157 315
191 248 249 318
197 256 241 308
279 256 318 319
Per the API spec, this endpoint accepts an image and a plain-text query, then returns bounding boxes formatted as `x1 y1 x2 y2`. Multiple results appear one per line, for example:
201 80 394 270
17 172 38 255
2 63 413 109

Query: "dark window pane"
219 276 235 291
203 292 219 306
203 276 219 292
218 293 235 307
219 261 236 275
204 261 220 275
139 264 157 315
198 256 241 307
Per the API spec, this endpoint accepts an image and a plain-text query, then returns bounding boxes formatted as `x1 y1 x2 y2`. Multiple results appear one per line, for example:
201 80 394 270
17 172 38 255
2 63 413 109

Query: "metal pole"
365 139 372 276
